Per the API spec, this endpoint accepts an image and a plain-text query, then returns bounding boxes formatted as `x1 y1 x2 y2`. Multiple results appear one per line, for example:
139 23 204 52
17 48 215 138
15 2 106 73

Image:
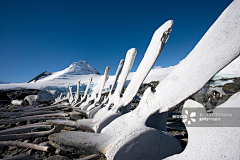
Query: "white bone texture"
72 80 81 105
75 19 173 133
72 78 93 107
77 66 109 110
100 59 125 105
164 91 240 160
85 48 136 114
68 87 74 104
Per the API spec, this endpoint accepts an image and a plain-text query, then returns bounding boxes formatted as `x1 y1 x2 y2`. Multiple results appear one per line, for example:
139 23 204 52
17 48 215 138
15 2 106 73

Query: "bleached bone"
82 48 136 115
48 19 171 132
24 95 40 106
68 87 74 104
0 122 48 135
0 141 53 152
22 103 68 112
0 112 68 125
72 59 124 115
0 124 64 141
78 154 100 160
100 59 125 105
76 66 110 110
0 125 51 136
64 18 171 132
0 111 61 119
11 99 26 106
49 1 240 159
73 80 81 105
81 78 93 104
164 91 240 160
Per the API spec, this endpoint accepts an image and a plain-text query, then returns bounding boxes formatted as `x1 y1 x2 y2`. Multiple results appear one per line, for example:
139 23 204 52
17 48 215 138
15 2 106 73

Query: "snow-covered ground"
0 56 239 94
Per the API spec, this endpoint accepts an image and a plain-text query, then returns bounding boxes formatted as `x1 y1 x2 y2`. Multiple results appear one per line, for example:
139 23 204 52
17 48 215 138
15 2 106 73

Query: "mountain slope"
29 61 100 83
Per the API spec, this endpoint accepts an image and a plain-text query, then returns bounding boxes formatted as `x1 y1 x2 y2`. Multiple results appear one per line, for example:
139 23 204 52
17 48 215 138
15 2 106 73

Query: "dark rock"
3 154 38 160
46 155 70 160
222 83 240 94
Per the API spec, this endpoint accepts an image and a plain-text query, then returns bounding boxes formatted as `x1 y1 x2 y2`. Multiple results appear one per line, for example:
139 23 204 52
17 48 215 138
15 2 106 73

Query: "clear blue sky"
0 0 233 83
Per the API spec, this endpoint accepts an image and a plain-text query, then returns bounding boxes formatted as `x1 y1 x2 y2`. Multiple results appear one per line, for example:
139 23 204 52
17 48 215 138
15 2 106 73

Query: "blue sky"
0 0 233 83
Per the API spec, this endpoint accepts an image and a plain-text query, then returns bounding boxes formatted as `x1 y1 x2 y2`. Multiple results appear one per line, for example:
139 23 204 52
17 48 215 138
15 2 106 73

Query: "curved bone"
49 1 240 159
74 19 172 132
72 80 81 105
22 104 68 112
0 111 61 119
68 87 74 104
73 78 93 107
84 49 136 113
0 141 53 152
164 91 240 159
77 66 109 110
0 124 64 141
0 123 51 135
102 59 125 104
0 112 68 125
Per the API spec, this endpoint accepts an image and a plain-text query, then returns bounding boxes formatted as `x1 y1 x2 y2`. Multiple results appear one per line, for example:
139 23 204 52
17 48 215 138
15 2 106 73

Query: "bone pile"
0 0 240 159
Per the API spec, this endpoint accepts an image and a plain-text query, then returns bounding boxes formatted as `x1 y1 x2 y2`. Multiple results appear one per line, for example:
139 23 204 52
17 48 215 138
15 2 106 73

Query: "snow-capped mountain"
0 57 239 94
29 61 100 83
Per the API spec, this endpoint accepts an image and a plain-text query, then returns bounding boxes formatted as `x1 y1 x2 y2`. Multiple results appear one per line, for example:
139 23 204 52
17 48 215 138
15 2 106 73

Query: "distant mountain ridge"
29 61 100 83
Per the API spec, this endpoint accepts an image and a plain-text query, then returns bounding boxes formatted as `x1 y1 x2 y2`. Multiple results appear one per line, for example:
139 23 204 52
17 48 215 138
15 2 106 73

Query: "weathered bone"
164 91 240 159
48 20 171 132
73 80 81 105
0 141 53 152
78 154 100 160
22 104 68 112
53 93 69 105
67 19 172 132
0 110 61 119
49 1 240 159
0 123 51 135
83 48 136 114
82 78 93 103
100 59 125 105
76 66 109 110
72 59 124 117
0 112 68 125
0 124 64 141
68 87 74 104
